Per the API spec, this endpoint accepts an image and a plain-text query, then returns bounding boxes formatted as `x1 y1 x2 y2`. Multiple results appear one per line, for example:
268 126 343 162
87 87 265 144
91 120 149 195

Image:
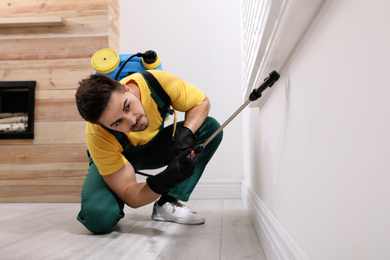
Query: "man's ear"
123 80 138 94
123 83 132 92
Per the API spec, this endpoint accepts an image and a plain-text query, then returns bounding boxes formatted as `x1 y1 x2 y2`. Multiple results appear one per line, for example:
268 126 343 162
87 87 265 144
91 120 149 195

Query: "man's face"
99 89 149 133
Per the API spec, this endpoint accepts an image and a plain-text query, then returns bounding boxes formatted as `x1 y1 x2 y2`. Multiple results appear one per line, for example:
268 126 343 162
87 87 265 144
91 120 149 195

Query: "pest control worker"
75 69 223 233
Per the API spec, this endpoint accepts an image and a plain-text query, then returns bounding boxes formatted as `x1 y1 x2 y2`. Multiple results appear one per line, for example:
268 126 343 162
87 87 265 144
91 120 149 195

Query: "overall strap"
139 70 172 119
105 128 131 149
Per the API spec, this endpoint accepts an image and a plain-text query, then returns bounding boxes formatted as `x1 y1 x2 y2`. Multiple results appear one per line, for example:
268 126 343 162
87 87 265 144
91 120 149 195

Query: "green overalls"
77 72 223 233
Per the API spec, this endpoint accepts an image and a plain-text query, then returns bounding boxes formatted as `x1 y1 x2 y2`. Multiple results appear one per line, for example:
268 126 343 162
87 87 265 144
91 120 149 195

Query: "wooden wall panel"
108 0 119 51
0 0 107 17
34 122 87 144
0 58 93 91
1 144 88 165
0 36 108 61
0 184 83 203
0 0 119 202
0 69 93 90
35 98 81 121
0 170 85 180
0 122 87 145
0 15 108 40
0 58 92 70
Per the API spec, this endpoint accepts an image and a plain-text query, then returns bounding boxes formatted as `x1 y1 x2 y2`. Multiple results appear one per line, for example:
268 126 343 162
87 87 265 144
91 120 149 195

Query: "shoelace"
169 201 188 214
173 201 186 208
170 201 198 215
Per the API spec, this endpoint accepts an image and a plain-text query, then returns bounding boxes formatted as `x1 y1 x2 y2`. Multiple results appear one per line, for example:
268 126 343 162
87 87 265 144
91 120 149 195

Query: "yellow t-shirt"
85 70 205 176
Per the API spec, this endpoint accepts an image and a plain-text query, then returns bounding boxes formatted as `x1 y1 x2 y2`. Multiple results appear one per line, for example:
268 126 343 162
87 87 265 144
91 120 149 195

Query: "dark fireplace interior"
0 81 36 139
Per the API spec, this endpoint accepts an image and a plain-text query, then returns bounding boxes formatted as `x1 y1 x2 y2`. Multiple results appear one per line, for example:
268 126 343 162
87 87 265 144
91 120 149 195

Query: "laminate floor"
0 199 266 260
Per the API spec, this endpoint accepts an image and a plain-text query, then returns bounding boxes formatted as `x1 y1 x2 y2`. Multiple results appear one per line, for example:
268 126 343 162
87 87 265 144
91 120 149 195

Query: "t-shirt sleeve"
86 125 128 176
151 70 205 112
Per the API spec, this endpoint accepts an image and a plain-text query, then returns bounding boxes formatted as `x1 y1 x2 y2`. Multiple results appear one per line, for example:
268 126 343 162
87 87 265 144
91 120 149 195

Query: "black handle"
249 70 280 101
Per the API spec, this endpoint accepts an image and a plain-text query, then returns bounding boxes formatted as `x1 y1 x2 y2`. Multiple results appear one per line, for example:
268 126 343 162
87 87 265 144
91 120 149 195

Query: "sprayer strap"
139 71 171 119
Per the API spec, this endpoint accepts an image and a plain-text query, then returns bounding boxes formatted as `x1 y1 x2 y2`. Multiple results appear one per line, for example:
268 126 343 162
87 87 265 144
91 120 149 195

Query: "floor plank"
221 200 266 260
0 200 266 260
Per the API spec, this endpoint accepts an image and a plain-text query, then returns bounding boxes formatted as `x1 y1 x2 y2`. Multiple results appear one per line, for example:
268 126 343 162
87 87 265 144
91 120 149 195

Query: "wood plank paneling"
32 121 87 144
108 0 119 51
0 144 88 165
0 170 86 180
1 163 88 172
0 22 108 40
0 36 108 60
0 69 93 90
0 16 67 28
0 58 92 70
0 0 107 17
0 12 108 41
0 194 82 203
0 181 83 202
36 90 76 99
0 122 86 145
0 0 118 202
35 98 81 121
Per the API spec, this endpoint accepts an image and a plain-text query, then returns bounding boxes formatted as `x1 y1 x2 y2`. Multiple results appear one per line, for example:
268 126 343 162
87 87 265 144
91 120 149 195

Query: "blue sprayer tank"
91 48 163 81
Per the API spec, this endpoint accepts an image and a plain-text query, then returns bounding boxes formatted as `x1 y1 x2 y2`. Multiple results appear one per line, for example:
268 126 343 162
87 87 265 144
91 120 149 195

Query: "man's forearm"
183 96 210 134
122 182 160 208
102 163 160 209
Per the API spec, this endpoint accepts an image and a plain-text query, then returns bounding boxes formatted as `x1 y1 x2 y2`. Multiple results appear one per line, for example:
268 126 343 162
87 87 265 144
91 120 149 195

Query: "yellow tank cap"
142 54 161 70
91 48 120 74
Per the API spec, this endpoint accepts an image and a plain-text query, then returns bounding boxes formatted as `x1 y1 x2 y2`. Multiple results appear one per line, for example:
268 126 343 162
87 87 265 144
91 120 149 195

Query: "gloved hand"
166 125 197 163
147 148 202 194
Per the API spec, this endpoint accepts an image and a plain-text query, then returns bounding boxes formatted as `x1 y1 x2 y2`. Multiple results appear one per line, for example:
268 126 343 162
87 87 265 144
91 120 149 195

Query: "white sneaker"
151 201 205 225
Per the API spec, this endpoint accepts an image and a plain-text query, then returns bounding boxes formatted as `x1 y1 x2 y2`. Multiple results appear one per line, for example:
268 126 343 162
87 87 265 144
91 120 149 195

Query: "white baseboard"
191 179 241 199
241 180 310 260
136 173 242 200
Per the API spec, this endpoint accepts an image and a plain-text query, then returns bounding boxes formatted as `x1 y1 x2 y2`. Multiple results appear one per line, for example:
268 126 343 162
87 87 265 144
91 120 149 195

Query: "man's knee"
77 203 124 234
201 117 223 143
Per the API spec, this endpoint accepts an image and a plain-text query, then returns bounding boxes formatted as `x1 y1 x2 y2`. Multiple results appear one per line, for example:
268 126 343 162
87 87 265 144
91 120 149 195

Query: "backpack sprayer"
91 49 178 136
91 48 280 165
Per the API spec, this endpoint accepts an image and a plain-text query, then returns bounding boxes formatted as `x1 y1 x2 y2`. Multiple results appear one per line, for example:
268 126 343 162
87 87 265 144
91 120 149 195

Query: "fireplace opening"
0 81 36 139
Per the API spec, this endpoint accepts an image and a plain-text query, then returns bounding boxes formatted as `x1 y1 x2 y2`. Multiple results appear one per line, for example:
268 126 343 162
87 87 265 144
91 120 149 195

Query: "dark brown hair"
75 74 125 124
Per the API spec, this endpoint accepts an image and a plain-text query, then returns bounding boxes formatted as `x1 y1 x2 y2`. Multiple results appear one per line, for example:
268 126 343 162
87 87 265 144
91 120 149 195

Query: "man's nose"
125 113 137 126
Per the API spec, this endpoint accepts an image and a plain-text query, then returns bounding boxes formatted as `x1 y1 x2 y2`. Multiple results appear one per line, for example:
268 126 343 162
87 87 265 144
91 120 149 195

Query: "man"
75 70 223 233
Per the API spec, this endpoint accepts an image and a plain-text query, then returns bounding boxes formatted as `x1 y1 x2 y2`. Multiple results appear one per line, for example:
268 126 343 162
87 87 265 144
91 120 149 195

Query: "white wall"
244 0 390 259
119 1 243 182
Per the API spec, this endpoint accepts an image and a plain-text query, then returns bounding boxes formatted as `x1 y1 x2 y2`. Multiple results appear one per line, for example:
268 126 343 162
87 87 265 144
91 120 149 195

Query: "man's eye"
125 104 130 111
114 120 121 126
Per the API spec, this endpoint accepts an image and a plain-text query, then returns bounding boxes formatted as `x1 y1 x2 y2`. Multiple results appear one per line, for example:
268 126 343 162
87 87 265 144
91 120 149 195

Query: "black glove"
147 148 202 194
166 125 197 163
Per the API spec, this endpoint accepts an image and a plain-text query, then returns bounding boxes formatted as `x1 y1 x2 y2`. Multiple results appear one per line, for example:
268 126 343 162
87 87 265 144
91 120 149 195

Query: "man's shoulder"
86 122 103 134
86 123 121 145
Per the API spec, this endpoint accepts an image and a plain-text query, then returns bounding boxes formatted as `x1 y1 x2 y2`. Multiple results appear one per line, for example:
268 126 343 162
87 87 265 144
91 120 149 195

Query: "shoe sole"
152 215 205 225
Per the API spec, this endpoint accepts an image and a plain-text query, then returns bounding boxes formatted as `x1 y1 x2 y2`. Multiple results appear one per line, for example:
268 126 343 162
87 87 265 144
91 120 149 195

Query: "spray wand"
187 70 280 160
